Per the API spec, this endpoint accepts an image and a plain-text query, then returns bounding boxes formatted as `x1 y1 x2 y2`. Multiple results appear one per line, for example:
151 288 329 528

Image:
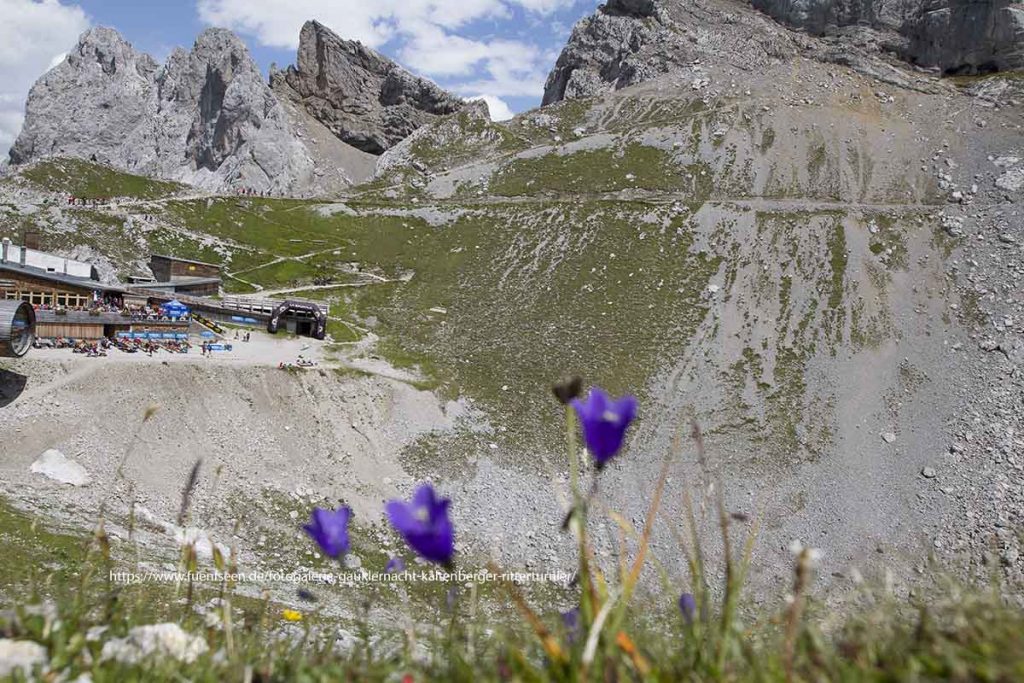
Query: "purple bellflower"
304 506 352 558
679 592 697 625
386 484 455 565
385 556 406 573
571 387 638 466
561 607 582 643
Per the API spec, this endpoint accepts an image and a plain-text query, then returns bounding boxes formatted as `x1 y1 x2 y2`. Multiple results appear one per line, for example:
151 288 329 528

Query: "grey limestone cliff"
10 27 313 192
751 0 1024 73
271 20 464 155
905 0 1024 74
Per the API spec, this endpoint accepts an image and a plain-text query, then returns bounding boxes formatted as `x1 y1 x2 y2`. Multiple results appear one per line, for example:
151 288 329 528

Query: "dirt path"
256 277 398 297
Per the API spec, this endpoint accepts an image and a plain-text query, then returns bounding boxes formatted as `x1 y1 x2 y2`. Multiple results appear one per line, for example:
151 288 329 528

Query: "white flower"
789 540 823 564
100 623 207 665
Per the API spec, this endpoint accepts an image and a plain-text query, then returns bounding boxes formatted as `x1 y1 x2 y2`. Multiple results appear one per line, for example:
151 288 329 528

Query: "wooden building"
132 276 221 297
0 260 117 309
0 260 133 340
149 254 222 282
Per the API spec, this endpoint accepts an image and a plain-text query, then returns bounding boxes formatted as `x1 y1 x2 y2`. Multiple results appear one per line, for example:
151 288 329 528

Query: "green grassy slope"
18 158 186 199
0 85 950 464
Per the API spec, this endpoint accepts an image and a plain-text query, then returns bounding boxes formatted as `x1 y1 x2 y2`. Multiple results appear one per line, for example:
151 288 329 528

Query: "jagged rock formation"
544 0 1024 105
542 0 808 105
10 27 313 192
271 21 464 155
541 1 683 105
10 27 159 167
8 21 462 192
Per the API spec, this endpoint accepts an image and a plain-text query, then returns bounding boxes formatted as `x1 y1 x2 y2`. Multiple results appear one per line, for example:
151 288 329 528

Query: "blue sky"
0 0 601 154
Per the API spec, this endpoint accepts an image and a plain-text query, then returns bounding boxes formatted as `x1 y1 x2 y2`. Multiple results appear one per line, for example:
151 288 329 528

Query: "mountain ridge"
7 21 467 195
8 2 1024 195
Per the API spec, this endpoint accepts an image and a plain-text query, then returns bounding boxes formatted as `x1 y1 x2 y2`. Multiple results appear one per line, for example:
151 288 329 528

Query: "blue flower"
303 506 351 558
678 592 696 625
561 607 581 642
385 556 406 573
386 484 455 565
571 387 638 466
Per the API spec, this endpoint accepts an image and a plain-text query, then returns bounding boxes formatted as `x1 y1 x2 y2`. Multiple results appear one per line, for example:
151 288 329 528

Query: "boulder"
30 448 90 486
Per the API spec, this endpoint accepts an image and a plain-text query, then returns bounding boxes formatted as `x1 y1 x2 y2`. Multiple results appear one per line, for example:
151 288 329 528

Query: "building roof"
150 254 222 269
132 276 222 289
0 260 128 294
1 240 94 279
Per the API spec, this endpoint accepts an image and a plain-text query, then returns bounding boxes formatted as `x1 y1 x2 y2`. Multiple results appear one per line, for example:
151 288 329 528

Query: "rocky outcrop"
749 0 919 35
542 0 800 105
10 27 312 192
543 0 1024 106
157 28 313 190
906 0 1024 74
751 0 1024 74
542 3 676 105
271 21 464 155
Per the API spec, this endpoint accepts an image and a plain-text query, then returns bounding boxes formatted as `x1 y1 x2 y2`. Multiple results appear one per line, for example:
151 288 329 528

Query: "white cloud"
446 43 554 99
470 94 514 121
197 0 511 50
197 0 572 104
512 0 578 13
398 21 542 80
0 0 90 156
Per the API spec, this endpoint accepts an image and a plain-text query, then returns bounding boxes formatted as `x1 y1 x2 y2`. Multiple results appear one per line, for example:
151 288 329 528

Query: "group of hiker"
67 195 112 206
235 187 276 198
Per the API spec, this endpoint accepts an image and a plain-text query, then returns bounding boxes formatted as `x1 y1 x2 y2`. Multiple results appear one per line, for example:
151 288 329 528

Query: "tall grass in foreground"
2 389 1024 681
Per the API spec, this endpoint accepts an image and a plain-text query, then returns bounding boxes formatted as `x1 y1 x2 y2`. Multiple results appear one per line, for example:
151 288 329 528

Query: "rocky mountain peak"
8 19 465 193
10 25 311 192
67 26 158 77
271 20 464 155
10 27 159 166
